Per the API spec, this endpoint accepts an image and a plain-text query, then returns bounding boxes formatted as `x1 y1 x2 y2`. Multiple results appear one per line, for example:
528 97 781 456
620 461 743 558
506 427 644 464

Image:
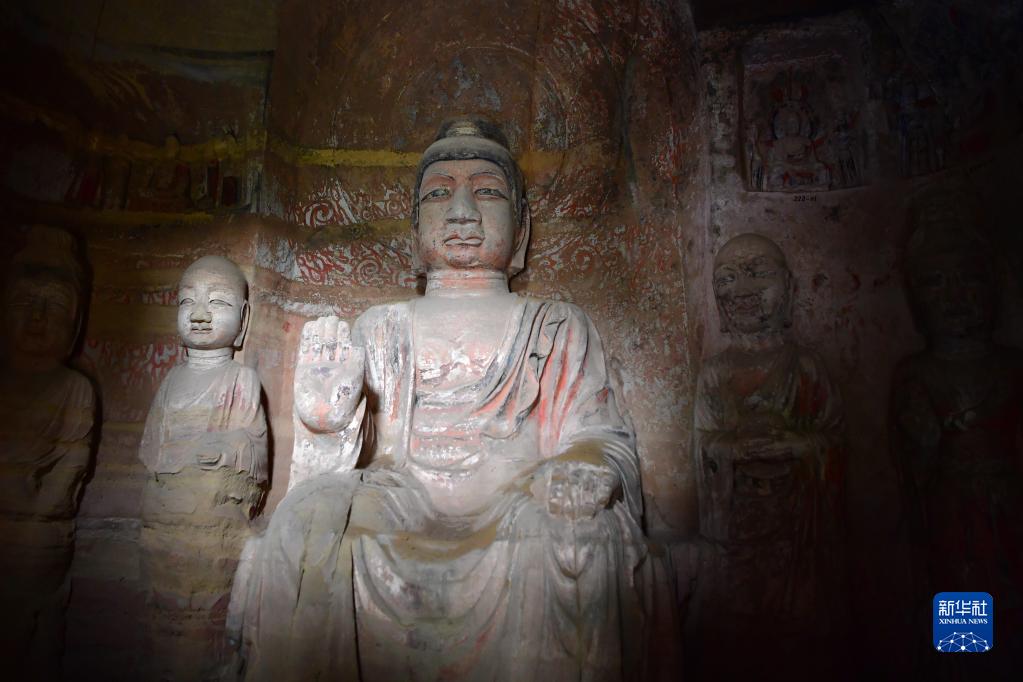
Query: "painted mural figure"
138 255 267 680
133 134 191 212
689 234 844 673
65 133 105 208
0 226 96 680
231 120 661 681
892 194 1023 662
751 96 831 192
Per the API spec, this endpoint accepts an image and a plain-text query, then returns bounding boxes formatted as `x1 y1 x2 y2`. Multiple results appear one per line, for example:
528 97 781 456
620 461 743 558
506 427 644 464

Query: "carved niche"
741 31 867 193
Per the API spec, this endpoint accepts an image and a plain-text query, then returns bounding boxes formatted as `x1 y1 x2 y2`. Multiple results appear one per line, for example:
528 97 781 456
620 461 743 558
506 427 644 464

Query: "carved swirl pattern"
293 237 416 289
291 181 414 228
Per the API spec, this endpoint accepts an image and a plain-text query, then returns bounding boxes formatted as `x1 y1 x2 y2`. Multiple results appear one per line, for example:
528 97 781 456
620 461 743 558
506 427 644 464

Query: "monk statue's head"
906 190 995 342
411 117 530 277
713 233 793 336
176 256 249 352
4 226 88 370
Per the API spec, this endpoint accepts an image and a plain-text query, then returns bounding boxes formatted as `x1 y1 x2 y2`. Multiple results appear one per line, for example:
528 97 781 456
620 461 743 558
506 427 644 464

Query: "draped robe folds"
892 348 1023 657
235 297 664 681
690 343 844 643
138 360 267 680
0 368 95 678
139 361 268 481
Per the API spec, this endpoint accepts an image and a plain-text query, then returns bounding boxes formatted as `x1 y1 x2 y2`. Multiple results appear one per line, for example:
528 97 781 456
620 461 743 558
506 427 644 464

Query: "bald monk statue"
689 234 845 676
230 119 670 681
139 256 267 680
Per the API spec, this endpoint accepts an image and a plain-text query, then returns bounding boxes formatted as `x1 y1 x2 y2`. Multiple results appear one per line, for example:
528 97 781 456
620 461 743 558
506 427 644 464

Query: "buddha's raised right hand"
294 316 366 434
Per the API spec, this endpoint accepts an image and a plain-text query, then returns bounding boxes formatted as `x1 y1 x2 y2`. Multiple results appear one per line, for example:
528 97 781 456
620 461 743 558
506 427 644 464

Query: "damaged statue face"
176 256 248 351
713 233 792 335
416 158 521 273
5 272 78 364
909 248 995 340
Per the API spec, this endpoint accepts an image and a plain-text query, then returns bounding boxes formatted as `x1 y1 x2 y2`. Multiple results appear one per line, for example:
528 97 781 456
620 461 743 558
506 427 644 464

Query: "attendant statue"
0 226 96 680
231 119 666 681
139 256 267 680
892 193 1023 664
689 234 844 675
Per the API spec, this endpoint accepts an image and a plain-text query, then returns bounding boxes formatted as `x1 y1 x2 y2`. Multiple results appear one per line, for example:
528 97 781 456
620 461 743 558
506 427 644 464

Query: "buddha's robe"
690 342 844 652
139 360 267 680
235 297 659 681
0 367 95 679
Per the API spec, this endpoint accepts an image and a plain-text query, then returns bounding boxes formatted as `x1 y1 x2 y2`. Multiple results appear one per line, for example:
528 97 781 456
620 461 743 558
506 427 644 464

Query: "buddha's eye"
752 269 776 279
179 298 194 306
210 299 231 307
421 187 451 201
714 274 735 288
475 187 507 199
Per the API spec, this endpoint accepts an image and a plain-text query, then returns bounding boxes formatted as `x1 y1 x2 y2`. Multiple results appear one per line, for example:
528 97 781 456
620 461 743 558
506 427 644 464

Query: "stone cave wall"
0 0 1020 678
692 0 1023 659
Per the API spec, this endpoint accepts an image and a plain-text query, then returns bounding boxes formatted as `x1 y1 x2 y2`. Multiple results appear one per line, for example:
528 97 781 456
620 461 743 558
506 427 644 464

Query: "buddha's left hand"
536 460 620 520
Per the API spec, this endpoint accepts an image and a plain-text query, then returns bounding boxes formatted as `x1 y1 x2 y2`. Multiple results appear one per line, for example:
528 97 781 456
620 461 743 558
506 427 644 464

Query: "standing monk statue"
689 233 845 677
231 119 663 680
139 256 268 680
0 226 96 680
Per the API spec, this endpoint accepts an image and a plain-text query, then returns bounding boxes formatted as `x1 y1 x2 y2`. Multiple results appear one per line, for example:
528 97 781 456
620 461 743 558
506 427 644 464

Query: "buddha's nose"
445 184 481 226
190 303 212 323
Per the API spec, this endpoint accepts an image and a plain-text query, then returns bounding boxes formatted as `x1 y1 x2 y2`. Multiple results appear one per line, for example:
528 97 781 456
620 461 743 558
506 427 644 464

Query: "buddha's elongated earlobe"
507 198 531 277
409 220 426 276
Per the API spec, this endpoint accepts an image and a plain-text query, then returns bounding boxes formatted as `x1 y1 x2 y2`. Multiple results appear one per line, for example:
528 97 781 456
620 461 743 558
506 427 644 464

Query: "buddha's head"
713 233 793 336
773 104 810 141
163 134 181 160
412 118 529 276
906 192 995 343
4 226 88 370
176 256 249 352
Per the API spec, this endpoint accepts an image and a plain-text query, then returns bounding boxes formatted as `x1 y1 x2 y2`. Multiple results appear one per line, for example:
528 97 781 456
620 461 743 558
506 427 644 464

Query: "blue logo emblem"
933 592 993 652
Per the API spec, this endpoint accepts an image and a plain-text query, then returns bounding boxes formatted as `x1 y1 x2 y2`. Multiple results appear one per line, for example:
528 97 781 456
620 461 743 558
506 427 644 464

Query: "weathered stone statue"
0 226 96 680
892 193 1023 663
689 234 844 674
231 119 665 680
139 255 267 680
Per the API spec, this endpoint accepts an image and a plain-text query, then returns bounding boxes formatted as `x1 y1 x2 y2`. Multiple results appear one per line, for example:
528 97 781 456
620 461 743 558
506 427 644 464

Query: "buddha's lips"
445 237 483 247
